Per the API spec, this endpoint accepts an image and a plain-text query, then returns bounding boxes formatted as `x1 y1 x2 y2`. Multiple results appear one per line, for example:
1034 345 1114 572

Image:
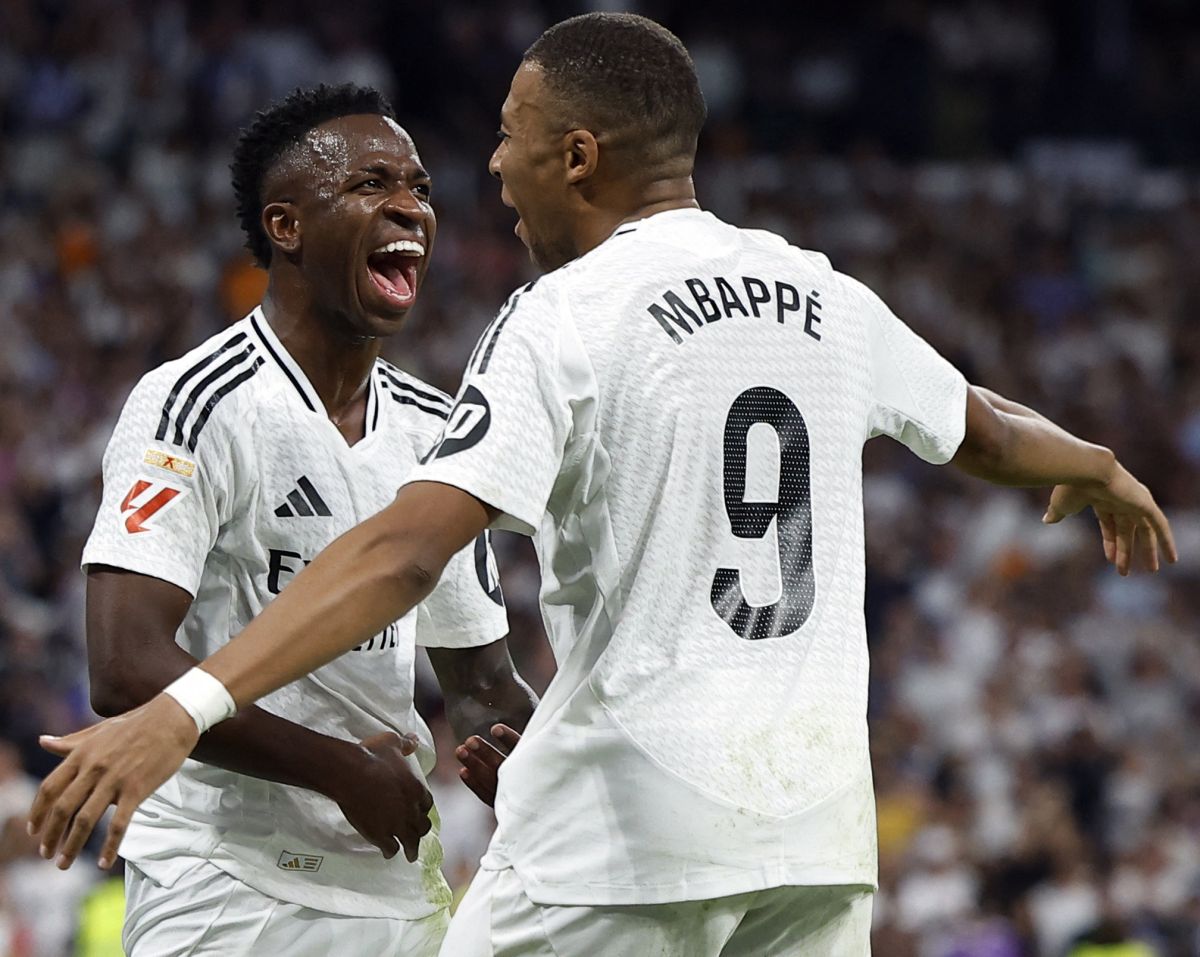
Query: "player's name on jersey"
647 276 823 345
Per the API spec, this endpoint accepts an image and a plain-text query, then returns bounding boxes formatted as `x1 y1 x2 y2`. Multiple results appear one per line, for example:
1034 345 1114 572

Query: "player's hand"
29 694 200 870
1043 461 1177 575
333 732 433 863
455 724 521 807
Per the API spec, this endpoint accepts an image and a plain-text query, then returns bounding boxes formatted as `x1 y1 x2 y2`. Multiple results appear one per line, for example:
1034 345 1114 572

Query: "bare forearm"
953 386 1116 488
95 649 360 799
202 484 492 710
427 640 538 745
206 516 440 707
443 674 537 744
972 387 1048 422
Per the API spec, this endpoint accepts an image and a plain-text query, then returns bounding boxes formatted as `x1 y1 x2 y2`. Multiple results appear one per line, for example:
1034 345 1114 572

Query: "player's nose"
382 187 428 226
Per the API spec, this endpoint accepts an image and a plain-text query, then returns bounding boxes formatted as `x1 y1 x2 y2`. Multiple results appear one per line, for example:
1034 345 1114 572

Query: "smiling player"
68 85 534 956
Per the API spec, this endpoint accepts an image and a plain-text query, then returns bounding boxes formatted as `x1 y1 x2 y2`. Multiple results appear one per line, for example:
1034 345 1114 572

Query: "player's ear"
263 202 302 258
563 129 599 185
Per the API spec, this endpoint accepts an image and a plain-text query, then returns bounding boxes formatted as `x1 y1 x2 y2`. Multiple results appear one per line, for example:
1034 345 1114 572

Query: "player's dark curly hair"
231 84 395 268
523 13 706 171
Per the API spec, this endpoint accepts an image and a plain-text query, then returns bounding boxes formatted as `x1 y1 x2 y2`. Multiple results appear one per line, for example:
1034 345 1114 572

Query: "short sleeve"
853 276 968 464
416 530 509 649
405 284 572 536
81 369 238 596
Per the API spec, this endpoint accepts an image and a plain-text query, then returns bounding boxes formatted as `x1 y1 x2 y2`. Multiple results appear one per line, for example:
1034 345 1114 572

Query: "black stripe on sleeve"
156 332 249 441
185 357 265 452
297 476 332 516
378 370 452 413
385 392 450 420
465 280 536 376
171 344 257 447
477 281 535 374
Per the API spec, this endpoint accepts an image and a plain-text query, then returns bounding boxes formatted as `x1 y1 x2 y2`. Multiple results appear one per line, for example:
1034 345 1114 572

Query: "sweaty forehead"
305 114 417 171
268 114 419 197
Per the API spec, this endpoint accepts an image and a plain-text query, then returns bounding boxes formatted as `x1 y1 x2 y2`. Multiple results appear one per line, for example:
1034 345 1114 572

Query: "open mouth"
367 239 424 308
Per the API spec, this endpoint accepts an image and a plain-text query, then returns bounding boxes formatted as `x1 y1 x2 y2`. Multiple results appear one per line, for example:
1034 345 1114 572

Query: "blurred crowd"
1 0 1198 954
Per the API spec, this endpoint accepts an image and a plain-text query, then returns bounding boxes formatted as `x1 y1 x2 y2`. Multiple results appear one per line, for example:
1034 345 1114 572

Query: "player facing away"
67 85 536 956
32 14 1175 957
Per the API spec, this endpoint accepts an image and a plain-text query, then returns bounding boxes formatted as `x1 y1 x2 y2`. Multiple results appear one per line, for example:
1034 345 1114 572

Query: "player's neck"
577 176 699 259
259 288 381 445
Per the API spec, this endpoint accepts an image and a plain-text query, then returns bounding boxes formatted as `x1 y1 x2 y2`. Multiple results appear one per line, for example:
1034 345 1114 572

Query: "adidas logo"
277 851 323 872
274 476 331 518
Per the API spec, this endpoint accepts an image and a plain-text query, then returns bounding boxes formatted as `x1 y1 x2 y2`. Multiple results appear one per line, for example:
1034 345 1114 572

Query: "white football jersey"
82 308 508 920
409 209 967 906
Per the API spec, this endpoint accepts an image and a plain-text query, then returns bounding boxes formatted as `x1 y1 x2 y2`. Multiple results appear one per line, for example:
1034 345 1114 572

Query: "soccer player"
62 85 535 955
32 15 1175 957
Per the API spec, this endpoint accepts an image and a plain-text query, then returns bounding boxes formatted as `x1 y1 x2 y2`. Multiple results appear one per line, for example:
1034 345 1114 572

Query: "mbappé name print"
647 276 824 344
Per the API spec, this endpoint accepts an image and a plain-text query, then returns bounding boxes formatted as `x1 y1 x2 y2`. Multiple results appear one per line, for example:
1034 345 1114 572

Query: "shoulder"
375 359 453 429
124 319 267 454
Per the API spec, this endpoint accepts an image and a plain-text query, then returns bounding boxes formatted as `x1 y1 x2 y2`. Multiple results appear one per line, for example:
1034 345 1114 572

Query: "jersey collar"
605 206 709 241
247 308 384 440
247 308 324 415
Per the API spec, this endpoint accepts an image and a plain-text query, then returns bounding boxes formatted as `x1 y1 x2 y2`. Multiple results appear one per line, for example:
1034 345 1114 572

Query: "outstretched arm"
952 385 1176 574
30 481 493 869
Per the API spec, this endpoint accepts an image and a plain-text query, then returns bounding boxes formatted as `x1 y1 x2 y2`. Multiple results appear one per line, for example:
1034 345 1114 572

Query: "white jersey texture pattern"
410 209 967 907
82 308 508 919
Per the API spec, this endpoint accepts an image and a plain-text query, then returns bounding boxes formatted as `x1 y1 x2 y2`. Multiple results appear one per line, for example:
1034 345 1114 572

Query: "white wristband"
163 668 237 733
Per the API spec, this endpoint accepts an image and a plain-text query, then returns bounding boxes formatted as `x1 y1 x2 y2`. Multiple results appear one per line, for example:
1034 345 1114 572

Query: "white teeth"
373 240 424 256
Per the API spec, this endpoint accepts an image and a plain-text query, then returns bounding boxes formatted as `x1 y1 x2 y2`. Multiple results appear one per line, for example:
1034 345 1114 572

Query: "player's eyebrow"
354 162 432 184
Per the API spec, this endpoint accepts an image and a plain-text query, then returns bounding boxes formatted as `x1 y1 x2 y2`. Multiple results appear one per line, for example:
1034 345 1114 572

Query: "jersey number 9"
711 387 816 640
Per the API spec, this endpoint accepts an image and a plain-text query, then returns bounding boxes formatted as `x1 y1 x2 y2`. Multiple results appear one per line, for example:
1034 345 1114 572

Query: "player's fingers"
28 754 79 836
1098 512 1118 564
35 762 103 859
457 751 500 806
401 832 420 863
463 735 506 766
378 835 400 860
491 724 521 750
1114 519 1135 576
55 786 115 869
1147 506 1178 565
1137 520 1159 573
96 791 138 870
458 747 500 778
398 733 420 757
38 735 78 758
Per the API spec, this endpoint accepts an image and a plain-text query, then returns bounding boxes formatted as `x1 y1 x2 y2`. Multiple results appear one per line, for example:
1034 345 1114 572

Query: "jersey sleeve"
81 368 240 596
852 276 968 464
415 530 509 649
405 284 572 537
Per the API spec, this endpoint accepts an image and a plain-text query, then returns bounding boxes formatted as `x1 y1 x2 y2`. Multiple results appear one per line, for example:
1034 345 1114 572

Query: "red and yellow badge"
119 478 188 535
143 449 196 478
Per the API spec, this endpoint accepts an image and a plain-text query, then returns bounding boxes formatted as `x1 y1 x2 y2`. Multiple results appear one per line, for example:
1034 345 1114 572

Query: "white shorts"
124 858 448 956
439 867 873 957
